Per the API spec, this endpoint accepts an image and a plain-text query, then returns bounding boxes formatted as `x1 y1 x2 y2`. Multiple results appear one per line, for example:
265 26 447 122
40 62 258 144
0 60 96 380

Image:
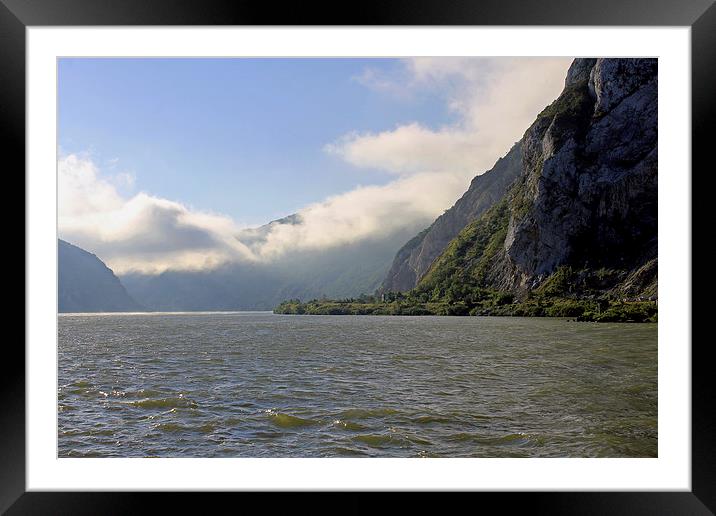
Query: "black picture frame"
5 0 713 513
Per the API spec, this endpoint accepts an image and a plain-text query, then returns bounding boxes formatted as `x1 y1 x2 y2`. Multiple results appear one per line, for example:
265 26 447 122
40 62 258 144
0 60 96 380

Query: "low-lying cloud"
59 154 255 274
59 57 572 274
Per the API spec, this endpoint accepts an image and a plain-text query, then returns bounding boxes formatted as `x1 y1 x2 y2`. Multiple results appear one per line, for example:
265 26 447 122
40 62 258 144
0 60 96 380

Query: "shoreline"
274 298 658 323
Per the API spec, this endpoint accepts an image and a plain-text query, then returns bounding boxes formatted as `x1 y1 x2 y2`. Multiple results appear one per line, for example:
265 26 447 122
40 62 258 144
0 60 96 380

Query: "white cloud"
113 171 136 188
58 153 256 274
352 66 412 97
324 123 482 176
255 171 465 260
59 58 573 274
59 153 125 217
328 57 572 178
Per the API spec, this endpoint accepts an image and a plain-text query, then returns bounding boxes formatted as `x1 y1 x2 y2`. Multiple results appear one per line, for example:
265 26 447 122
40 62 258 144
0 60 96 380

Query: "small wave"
481 433 532 446
152 419 219 434
68 388 93 396
332 419 368 431
120 388 163 399
413 413 490 425
338 408 399 419
405 434 433 446
198 422 218 433
352 434 394 447
63 449 111 457
448 432 534 446
624 383 653 395
61 428 115 437
412 415 454 425
266 410 319 429
330 446 370 456
128 397 198 409
71 380 91 388
253 431 285 439
153 422 188 433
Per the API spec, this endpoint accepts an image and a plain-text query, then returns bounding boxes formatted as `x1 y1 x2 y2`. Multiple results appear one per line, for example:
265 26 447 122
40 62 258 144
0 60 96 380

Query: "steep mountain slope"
416 58 658 301
58 239 143 313
382 141 523 292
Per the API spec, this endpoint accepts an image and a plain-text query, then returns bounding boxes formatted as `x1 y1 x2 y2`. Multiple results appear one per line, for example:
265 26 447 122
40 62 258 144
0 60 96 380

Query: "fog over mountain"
120 216 424 310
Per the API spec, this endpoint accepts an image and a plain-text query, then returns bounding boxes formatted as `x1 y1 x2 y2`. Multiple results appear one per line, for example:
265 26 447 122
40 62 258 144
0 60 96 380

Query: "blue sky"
58 58 454 225
58 57 571 273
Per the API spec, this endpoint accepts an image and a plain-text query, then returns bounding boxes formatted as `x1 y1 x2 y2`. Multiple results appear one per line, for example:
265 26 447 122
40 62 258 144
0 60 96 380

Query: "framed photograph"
7 0 713 512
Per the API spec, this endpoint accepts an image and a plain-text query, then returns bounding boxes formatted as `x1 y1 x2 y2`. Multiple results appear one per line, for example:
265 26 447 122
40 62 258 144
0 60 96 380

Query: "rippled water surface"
58 313 657 457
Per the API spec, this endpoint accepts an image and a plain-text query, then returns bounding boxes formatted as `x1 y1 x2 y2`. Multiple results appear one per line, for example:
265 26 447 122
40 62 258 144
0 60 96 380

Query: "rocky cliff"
382 141 523 292
58 239 143 313
414 58 658 300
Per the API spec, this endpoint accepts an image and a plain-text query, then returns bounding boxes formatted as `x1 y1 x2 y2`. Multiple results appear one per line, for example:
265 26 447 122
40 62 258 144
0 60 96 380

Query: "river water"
58 312 657 457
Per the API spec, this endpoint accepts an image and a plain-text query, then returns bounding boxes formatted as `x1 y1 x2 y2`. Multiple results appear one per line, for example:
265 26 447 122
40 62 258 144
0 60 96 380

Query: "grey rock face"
564 58 597 87
382 141 523 292
590 58 658 116
500 58 657 292
58 239 143 312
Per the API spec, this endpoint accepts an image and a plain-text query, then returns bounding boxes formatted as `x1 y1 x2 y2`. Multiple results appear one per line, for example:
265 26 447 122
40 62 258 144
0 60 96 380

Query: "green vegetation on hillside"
274 295 657 323
276 259 657 322
274 206 658 323
534 79 592 123
416 198 509 298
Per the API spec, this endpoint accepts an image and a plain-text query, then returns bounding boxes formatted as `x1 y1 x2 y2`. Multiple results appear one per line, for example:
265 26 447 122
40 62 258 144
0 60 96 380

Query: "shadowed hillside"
58 239 143 313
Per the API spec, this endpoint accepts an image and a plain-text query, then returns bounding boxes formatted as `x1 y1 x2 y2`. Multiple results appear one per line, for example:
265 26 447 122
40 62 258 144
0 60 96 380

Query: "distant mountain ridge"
58 239 143 313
